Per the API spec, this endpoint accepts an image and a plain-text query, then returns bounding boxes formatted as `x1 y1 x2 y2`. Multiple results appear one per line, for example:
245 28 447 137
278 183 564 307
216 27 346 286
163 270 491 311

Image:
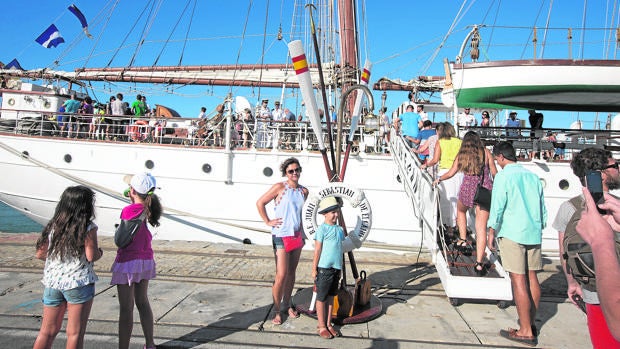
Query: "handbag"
282 230 304 252
473 150 492 211
114 211 146 248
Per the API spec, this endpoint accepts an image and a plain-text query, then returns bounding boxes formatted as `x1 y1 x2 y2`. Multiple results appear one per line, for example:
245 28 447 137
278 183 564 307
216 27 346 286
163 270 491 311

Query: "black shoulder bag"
473 150 492 211
114 211 147 248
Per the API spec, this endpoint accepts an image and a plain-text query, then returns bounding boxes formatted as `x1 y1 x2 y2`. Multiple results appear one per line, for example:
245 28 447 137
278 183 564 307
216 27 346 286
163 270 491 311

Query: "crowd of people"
393 99 618 347
55 93 157 141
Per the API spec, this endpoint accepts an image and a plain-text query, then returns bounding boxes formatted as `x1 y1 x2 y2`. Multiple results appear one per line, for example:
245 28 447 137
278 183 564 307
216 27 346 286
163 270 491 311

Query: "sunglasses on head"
287 167 302 174
604 162 620 170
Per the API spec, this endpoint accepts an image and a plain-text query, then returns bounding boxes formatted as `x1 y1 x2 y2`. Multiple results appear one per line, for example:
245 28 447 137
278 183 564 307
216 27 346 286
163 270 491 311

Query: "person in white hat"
312 196 344 339
111 172 162 349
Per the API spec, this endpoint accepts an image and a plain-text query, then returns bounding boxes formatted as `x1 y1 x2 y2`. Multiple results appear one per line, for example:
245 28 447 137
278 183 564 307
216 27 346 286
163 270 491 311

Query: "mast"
338 0 358 92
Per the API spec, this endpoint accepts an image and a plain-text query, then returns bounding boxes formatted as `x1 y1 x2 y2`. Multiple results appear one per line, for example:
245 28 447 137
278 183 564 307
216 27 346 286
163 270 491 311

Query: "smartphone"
572 294 587 314
585 170 606 214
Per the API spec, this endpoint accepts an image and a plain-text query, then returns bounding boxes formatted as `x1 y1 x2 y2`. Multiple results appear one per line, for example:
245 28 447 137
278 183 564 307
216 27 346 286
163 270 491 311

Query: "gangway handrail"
387 129 439 258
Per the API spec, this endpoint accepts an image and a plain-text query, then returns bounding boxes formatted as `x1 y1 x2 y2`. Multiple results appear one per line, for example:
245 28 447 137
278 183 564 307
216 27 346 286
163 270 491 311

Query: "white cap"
124 173 157 195
318 196 341 214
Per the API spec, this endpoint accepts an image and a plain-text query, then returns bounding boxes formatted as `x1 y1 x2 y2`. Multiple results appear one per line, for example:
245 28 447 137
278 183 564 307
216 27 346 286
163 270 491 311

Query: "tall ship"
0 0 619 255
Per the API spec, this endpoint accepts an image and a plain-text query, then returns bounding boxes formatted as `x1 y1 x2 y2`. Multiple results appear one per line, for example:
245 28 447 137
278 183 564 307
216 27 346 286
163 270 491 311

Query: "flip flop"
499 328 538 347
271 312 282 325
288 307 300 318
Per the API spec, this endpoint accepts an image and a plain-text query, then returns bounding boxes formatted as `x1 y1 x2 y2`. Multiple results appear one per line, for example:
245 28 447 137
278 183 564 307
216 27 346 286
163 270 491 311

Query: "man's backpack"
563 195 620 292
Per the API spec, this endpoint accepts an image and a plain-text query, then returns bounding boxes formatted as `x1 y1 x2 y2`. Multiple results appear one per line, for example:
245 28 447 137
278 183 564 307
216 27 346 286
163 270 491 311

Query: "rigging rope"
230 1 254 92
520 0 545 59
107 0 152 67
580 0 588 60
420 0 469 73
178 0 198 66
152 0 192 66
256 0 271 104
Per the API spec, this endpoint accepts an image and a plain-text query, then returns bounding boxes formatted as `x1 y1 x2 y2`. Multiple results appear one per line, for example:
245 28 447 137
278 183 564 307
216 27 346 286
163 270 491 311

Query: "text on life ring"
302 182 372 242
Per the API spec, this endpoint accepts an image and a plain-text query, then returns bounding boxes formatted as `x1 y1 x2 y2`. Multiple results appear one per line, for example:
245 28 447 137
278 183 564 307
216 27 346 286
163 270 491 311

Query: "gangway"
388 130 513 307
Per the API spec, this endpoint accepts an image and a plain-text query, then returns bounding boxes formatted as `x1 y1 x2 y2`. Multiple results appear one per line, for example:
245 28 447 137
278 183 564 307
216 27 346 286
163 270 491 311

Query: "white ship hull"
0 129 585 252
0 134 420 247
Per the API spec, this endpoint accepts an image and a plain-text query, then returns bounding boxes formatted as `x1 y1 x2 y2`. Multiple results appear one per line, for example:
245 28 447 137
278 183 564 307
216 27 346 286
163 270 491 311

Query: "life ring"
302 182 372 252
129 120 149 141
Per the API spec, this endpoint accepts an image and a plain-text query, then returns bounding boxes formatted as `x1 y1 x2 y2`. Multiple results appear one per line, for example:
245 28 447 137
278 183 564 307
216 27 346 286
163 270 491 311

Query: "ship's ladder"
387 130 513 307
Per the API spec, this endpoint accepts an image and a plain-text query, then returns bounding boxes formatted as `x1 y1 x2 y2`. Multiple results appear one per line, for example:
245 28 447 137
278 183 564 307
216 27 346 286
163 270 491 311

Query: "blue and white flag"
68 4 93 39
4 59 24 70
35 24 65 48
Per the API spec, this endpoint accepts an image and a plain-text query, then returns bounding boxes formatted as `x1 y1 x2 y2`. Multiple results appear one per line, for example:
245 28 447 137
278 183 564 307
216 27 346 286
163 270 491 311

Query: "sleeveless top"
438 138 462 169
272 182 306 238
42 222 99 290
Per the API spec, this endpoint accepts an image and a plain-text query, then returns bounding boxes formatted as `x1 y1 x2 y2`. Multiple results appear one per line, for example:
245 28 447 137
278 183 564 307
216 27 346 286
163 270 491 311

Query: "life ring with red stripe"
129 120 149 141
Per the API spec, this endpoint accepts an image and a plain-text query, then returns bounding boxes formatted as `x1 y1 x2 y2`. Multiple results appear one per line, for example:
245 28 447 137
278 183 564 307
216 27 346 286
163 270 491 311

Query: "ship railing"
0 108 389 154
460 125 620 161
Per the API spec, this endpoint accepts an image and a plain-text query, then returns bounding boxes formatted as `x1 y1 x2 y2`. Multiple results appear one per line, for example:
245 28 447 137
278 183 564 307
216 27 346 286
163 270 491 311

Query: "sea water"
0 201 43 233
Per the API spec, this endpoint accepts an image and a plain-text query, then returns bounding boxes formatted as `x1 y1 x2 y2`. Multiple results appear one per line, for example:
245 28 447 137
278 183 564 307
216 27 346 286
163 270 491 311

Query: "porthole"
559 179 569 190
145 160 154 169
202 163 212 173
21 151 29 158
64 154 72 163
263 167 274 177
43 101 51 109
8 98 15 106
540 178 547 189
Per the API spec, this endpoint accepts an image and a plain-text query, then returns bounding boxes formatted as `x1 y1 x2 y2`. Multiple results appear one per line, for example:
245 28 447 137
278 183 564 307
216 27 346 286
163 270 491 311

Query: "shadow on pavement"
156 303 274 349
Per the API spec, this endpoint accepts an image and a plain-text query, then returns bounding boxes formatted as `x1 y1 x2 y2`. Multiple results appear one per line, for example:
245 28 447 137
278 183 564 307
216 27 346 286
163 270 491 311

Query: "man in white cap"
256 99 272 148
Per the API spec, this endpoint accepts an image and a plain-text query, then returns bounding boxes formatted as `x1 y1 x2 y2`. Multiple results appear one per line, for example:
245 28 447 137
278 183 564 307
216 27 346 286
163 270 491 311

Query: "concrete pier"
0 233 590 348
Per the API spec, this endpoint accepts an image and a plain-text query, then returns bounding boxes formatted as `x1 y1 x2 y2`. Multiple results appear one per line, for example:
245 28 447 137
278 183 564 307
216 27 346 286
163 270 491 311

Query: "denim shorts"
272 235 284 250
42 283 95 306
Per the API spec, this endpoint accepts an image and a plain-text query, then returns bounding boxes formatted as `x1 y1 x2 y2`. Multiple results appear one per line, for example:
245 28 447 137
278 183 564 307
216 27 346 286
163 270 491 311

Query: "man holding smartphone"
554 148 620 348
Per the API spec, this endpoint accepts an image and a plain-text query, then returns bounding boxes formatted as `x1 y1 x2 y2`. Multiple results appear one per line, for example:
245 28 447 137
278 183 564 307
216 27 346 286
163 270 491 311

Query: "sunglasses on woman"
287 167 302 174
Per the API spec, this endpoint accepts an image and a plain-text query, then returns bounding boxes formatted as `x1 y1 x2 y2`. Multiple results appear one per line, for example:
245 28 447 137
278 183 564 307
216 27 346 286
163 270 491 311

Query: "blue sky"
1 1 616 128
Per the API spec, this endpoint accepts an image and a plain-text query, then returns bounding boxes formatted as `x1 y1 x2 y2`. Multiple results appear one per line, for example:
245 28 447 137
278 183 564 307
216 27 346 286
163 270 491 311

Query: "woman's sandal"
318 327 334 339
288 306 300 318
454 238 473 255
474 261 488 277
271 311 282 325
327 325 342 337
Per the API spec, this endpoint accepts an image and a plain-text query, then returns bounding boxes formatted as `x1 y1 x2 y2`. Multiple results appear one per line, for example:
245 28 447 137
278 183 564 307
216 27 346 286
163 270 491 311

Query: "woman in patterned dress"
434 131 497 275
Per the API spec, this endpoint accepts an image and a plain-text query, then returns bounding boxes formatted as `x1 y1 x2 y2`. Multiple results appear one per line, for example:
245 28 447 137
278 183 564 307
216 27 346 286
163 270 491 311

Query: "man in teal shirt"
487 141 546 347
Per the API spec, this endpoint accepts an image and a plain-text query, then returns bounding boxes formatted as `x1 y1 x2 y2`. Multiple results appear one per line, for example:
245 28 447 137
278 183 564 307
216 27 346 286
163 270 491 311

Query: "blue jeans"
42 284 95 306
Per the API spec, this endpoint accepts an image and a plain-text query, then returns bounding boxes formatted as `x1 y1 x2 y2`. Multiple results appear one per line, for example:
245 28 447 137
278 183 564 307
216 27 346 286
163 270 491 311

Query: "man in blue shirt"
506 111 521 138
488 141 546 347
412 120 436 162
400 105 422 148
